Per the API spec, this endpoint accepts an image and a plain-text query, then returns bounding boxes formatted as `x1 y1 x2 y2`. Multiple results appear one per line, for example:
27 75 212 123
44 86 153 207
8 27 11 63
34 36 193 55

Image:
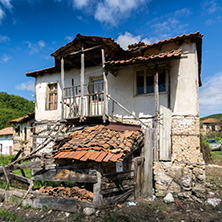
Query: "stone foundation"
154 116 205 198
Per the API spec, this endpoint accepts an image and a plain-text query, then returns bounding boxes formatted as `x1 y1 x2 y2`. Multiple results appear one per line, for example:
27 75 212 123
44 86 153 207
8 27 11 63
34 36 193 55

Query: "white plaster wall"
170 43 199 116
0 135 13 155
34 42 199 121
35 73 62 121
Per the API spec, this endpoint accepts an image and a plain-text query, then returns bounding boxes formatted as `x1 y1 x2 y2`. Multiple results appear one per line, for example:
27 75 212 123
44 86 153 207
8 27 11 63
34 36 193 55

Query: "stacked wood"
38 186 93 201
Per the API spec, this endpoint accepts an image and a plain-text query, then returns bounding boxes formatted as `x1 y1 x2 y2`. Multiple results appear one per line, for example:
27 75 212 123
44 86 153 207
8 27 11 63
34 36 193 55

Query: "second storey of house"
26 33 202 123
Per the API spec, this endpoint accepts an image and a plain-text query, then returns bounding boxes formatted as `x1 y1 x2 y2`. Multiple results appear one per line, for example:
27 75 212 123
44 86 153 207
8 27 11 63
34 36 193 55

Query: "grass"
0 209 23 222
210 150 222 166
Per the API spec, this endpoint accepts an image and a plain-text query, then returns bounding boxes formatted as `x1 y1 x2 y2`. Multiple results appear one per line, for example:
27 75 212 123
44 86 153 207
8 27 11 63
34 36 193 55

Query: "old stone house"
26 32 205 203
9 113 34 155
200 118 221 135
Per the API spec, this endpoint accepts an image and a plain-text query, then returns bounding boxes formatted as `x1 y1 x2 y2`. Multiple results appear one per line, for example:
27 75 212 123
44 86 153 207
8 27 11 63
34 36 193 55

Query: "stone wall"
154 116 205 199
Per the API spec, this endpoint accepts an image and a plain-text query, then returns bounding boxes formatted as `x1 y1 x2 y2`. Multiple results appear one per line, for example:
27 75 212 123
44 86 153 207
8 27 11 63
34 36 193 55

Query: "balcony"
63 80 107 121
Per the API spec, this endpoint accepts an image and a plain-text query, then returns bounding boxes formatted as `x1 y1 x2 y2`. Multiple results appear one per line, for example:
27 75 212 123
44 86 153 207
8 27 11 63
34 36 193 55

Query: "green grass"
0 209 23 222
210 150 222 164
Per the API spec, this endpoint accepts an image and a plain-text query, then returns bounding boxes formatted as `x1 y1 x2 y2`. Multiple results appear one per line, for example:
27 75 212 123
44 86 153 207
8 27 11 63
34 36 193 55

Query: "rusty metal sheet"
104 122 141 132
88 151 101 160
95 151 108 162
80 150 95 161
103 153 114 162
110 152 123 162
73 150 88 160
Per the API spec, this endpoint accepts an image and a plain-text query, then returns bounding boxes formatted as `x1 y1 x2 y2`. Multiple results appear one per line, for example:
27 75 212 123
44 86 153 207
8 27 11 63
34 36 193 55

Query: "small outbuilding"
0 127 13 155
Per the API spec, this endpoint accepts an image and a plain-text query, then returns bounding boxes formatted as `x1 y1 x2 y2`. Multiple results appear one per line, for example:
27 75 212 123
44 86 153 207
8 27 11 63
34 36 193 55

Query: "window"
136 68 166 95
46 83 58 110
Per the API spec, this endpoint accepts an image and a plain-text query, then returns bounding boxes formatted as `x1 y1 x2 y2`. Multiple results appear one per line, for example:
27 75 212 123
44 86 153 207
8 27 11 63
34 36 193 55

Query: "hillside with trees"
0 92 35 130
200 114 222 121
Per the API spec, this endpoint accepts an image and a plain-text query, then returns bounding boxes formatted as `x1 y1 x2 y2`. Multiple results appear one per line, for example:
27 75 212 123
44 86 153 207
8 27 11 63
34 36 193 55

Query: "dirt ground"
1 198 222 222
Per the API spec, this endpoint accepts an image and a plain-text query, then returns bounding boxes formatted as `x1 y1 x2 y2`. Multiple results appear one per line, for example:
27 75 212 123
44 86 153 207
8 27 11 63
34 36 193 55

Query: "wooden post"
101 48 108 122
80 45 85 121
154 64 159 161
167 66 171 109
93 170 103 206
142 128 154 198
61 57 65 120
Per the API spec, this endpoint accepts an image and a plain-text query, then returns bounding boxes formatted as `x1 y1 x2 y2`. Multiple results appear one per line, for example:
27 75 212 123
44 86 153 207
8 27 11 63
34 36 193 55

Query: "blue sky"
0 0 222 117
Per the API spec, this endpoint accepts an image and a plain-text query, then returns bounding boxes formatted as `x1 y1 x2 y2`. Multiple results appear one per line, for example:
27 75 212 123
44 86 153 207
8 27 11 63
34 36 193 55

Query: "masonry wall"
13 121 34 155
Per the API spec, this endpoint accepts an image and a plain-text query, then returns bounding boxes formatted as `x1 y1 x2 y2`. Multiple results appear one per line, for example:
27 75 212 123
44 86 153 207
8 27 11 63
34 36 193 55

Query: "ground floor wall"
0 136 13 155
154 116 205 198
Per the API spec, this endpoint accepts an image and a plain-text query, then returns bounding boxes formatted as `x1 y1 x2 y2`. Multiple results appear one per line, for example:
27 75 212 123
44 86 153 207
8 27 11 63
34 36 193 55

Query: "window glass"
158 70 166 92
146 75 154 93
136 70 144 95
47 83 58 110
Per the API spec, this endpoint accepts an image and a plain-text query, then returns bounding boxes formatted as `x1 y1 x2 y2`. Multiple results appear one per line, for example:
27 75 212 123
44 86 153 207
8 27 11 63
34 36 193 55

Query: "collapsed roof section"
53 123 143 163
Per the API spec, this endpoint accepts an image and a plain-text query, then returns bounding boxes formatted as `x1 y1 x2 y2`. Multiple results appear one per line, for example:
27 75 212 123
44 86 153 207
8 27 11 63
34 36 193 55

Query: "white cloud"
24 40 46 55
0 7 5 23
201 0 221 14
199 72 222 115
94 0 145 26
38 40 45 48
174 8 191 17
1 54 11 63
116 32 157 50
65 35 74 42
0 34 9 42
0 0 12 9
71 0 89 9
16 80 35 92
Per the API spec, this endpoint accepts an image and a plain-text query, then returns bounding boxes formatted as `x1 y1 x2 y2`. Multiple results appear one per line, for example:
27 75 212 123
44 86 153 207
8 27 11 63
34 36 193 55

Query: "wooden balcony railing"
63 81 106 120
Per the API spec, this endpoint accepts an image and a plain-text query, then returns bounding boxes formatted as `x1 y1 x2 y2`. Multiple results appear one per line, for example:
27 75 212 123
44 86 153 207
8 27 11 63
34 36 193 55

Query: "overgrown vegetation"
0 92 34 130
200 134 211 163
0 209 23 222
200 113 222 121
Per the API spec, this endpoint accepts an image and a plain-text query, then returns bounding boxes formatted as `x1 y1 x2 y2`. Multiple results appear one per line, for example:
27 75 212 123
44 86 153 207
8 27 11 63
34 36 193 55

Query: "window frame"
46 82 58 110
134 65 168 96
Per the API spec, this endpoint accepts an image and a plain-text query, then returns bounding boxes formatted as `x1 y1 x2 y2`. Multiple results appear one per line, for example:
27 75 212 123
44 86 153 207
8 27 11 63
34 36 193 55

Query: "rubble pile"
38 186 93 201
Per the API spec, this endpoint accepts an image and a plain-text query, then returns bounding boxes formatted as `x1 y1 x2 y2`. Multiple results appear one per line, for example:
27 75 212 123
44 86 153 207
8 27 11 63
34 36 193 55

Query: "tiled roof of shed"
53 124 143 162
0 127 13 136
105 48 182 66
9 113 34 123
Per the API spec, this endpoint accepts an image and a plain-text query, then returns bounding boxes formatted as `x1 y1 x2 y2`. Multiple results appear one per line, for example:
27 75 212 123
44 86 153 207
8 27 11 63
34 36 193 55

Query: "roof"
127 32 203 52
0 127 13 136
53 123 143 163
105 48 182 66
26 67 57 78
9 113 34 124
51 33 123 57
201 118 219 124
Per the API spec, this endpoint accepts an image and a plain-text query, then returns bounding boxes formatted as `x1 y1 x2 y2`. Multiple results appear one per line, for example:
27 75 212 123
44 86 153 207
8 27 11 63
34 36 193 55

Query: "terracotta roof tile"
0 127 13 136
9 113 34 124
105 48 183 66
53 123 143 162
201 118 219 124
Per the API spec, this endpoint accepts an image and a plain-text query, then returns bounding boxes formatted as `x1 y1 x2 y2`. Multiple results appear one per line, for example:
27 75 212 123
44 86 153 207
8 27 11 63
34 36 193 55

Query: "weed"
23 203 31 209
104 214 130 222
0 209 23 222
42 205 48 211
69 214 83 221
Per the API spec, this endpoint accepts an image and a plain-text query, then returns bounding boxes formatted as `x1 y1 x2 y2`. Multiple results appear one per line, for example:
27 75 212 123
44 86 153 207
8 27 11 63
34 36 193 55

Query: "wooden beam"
65 44 102 57
84 54 99 66
61 57 65 120
154 64 159 126
142 128 154 198
101 48 108 122
80 45 85 121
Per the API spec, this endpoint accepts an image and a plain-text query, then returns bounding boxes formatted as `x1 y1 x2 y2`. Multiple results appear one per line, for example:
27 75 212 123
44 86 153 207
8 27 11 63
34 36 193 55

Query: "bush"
200 134 211 163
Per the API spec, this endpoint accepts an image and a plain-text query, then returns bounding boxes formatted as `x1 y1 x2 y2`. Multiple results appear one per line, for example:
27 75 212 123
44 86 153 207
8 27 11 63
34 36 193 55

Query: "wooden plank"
32 169 97 183
142 128 154 198
93 169 102 206
154 64 159 128
80 45 85 121
61 57 65 120
23 196 93 213
159 105 172 161
101 48 107 122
